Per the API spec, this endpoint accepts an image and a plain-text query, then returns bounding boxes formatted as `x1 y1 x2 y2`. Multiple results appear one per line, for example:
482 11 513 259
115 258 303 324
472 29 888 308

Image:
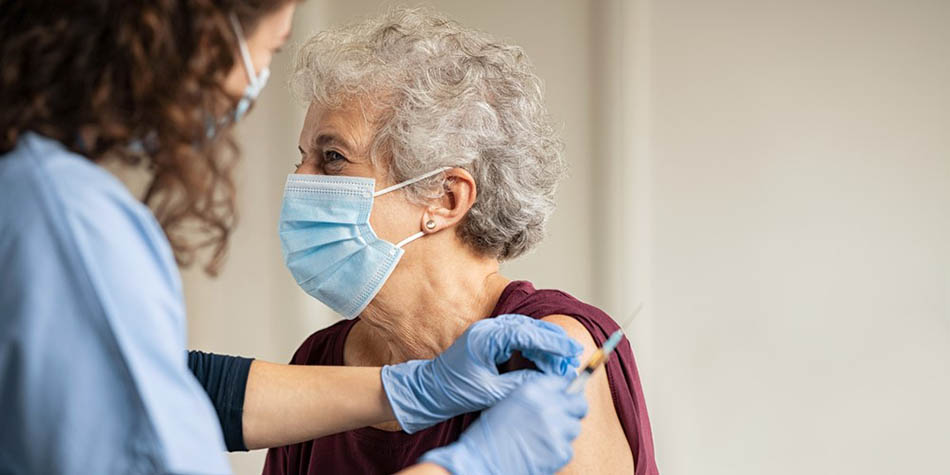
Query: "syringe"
565 329 625 394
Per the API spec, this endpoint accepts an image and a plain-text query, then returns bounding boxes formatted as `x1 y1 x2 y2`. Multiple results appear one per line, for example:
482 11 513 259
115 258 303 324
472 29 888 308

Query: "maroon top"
262 281 658 475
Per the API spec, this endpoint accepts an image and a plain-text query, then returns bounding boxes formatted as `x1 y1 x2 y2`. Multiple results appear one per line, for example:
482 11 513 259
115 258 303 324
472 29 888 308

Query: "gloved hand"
419 374 588 475
381 314 582 433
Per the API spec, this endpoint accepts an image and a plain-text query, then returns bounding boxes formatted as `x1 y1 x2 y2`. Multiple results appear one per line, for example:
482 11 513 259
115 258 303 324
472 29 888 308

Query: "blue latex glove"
420 374 588 475
381 314 583 433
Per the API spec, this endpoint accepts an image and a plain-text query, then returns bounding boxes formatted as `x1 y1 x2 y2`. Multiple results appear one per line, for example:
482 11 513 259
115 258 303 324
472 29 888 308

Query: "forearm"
242 360 396 449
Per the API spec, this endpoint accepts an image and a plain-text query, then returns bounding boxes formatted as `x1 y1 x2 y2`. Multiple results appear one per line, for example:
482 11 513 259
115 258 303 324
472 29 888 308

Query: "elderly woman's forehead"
303 100 381 144
307 97 375 123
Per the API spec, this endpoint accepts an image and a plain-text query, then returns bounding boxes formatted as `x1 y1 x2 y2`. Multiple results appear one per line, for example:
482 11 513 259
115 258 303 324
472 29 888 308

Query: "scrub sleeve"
187 351 255 452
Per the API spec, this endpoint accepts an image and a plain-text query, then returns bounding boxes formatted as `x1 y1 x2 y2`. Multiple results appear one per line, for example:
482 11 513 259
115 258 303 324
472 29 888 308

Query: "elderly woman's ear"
422 168 478 234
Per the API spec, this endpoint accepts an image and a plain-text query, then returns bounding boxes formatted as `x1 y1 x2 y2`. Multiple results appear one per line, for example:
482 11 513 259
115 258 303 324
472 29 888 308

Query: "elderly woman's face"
295 101 427 250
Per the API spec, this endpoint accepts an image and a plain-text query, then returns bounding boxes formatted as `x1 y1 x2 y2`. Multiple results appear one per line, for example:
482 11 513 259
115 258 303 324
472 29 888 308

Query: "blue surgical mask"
228 13 270 124
279 168 450 319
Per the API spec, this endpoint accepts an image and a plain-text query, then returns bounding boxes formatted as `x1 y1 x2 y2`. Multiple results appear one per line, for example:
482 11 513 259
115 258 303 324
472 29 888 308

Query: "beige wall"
645 1 950 473
184 1 950 474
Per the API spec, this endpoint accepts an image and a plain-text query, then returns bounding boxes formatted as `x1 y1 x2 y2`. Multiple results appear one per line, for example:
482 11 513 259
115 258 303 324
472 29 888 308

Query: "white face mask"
228 13 270 123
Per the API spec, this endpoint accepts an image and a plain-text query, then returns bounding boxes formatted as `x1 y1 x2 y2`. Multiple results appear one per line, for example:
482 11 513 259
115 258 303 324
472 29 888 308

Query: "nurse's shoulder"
0 132 182 294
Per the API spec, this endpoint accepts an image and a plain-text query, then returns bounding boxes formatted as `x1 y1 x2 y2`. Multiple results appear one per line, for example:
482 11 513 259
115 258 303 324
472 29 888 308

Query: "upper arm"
0 142 229 473
56 171 231 472
187 351 254 451
541 315 635 474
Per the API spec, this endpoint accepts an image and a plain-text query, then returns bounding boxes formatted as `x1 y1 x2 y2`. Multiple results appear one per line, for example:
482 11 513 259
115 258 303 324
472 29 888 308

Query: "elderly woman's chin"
265 6 657 475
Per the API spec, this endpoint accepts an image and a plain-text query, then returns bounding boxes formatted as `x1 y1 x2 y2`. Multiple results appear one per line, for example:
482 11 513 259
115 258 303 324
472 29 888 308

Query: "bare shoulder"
541 315 598 360
541 314 594 337
540 315 635 474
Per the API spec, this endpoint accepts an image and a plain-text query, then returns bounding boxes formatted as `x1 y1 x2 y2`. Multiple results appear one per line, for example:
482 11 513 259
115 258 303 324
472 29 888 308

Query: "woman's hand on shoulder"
380 314 583 433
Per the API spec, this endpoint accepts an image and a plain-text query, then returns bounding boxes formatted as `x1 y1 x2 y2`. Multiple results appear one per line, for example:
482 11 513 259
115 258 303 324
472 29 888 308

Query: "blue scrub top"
0 133 230 474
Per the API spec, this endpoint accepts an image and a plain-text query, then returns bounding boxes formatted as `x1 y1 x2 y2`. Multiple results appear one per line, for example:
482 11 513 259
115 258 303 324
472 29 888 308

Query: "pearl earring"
425 220 437 230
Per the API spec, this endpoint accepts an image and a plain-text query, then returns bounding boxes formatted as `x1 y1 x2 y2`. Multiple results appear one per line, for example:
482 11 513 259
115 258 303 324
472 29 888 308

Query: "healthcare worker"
0 1 588 474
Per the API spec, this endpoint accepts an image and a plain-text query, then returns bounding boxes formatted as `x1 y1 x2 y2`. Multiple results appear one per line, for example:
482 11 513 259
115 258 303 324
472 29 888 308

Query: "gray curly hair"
291 7 565 260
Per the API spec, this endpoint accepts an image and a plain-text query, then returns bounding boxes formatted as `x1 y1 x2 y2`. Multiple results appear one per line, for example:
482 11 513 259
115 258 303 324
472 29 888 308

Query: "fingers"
556 444 576 471
497 316 583 364
494 370 543 396
521 348 580 376
463 314 582 378
564 418 583 441
514 317 585 357
509 331 582 374
529 375 588 419
562 391 589 419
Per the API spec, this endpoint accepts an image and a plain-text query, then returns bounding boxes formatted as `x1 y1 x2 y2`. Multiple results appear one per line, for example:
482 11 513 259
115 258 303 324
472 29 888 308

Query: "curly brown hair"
0 0 296 275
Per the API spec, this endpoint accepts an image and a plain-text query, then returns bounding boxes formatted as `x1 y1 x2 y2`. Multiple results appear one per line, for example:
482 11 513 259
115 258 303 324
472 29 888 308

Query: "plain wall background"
183 1 950 473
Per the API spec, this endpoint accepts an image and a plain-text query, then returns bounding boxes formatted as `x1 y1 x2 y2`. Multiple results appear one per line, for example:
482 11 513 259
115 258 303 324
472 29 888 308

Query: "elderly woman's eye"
319 150 348 174
324 150 346 162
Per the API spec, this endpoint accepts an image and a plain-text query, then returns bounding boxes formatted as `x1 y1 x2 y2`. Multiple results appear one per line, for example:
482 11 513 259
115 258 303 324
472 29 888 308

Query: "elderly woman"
266 8 658 475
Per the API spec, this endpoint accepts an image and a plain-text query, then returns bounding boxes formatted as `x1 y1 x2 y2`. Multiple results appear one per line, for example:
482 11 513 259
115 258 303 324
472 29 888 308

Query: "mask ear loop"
228 13 260 85
373 167 452 197
377 167 453 249
395 232 425 249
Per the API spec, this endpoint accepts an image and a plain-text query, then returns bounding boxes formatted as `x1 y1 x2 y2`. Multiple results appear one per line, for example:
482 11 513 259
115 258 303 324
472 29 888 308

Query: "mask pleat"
279 223 360 255
280 198 365 225
287 237 365 286
312 244 401 318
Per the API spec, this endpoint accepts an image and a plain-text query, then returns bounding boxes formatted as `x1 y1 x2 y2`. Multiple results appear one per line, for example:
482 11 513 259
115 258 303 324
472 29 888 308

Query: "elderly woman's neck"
354 256 510 364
